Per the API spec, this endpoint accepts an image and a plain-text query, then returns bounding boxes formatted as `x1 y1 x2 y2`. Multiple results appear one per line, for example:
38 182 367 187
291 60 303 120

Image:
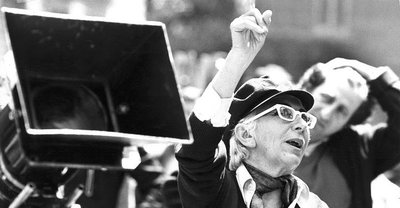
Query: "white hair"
228 119 257 171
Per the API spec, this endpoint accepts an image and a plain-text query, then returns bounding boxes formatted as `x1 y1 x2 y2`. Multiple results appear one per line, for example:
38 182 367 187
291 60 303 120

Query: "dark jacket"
176 117 246 207
301 69 400 208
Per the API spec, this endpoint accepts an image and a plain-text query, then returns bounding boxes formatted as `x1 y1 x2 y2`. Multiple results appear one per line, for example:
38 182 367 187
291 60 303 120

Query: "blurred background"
1 0 399 122
0 1 399 207
0 0 399 83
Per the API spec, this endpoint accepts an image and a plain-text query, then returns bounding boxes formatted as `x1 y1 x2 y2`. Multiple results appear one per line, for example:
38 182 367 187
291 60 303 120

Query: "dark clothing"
176 115 326 208
176 117 246 207
296 142 351 208
296 69 400 208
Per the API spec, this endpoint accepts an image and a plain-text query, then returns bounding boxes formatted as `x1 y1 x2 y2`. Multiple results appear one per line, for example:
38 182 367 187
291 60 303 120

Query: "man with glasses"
175 8 327 208
294 58 400 208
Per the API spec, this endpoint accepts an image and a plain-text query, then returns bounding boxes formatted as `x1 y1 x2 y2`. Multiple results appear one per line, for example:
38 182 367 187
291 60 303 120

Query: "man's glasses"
243 104 317 129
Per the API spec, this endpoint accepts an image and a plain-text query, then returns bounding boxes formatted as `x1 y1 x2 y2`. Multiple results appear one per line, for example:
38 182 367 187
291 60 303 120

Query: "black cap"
228 76 314 126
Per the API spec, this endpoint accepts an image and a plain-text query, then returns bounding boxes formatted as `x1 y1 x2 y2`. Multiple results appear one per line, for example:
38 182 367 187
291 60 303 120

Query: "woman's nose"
291 115 307 132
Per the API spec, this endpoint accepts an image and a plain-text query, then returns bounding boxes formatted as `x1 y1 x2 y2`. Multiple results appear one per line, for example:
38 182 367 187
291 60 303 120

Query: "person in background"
249 63 293 88
294 58 400 208
175 7 328 208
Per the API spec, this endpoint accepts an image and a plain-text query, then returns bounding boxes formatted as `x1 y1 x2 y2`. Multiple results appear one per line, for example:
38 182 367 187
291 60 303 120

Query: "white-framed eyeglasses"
243 104 317 129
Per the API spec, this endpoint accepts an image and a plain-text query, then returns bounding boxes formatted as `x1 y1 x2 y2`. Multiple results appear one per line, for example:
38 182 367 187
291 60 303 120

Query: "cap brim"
250 90 314 113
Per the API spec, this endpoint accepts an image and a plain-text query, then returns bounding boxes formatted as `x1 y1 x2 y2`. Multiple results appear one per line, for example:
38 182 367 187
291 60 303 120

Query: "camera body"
0 8 192 207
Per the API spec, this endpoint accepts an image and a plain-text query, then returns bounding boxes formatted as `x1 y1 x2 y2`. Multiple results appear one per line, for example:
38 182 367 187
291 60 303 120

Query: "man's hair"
228 120 256 171
32 84 108 130
297 64 375 125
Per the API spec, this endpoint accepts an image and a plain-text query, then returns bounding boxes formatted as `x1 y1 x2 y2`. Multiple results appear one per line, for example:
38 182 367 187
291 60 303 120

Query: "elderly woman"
175 8 328 208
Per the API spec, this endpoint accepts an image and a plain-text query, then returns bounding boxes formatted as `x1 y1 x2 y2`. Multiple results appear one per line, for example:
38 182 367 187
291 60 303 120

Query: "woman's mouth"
285 138 304 149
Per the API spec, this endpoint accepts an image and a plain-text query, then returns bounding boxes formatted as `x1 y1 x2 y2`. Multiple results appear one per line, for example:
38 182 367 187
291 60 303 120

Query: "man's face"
252 95 311 175
308 68 368 143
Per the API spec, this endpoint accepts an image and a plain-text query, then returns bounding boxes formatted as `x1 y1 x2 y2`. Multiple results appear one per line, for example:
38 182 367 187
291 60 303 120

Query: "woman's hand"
210 8 272 99
230 8 272 54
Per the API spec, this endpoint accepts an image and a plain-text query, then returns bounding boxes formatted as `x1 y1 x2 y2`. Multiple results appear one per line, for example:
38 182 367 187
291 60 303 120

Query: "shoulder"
329 122 385 145
305 192 330 208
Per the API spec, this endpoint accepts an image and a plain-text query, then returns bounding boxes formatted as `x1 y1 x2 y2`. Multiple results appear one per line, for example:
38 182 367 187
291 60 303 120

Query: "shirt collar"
291 176 310 208
236 164 255 208
236 164 311 208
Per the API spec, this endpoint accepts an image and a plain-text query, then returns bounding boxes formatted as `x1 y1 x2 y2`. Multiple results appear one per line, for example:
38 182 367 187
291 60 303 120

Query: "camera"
0 8 192 207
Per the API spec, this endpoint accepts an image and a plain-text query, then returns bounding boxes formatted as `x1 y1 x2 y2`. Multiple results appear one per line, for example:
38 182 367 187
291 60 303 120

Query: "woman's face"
251 95 311 176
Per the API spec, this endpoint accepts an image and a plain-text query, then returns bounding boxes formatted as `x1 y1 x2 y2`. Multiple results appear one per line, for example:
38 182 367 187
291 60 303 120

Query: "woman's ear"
234 123 256 148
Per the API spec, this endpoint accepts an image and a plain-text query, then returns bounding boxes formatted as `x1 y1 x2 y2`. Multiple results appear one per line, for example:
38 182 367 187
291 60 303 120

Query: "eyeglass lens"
301 114 311 123
279 106 312 126
279 107 294 120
